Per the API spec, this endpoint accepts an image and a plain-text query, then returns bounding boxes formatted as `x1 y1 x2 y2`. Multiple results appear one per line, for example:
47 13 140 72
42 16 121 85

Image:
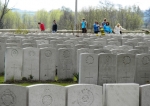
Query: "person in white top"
114 23 126 34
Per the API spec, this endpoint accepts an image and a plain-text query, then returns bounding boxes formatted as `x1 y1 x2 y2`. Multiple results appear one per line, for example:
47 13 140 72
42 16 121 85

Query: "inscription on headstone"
79 53 98 84
136 54 150 84
117 54 136 83
57 48 74 79
5 48 22 81
98 53 117 85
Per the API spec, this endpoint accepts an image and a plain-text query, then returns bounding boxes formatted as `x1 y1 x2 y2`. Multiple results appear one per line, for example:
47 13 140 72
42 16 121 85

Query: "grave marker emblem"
45 50 52 57
77 89 94 106
11 49 18 57
123 56 131 65
142 56 150 65
0 89 16 106
86 55 94 64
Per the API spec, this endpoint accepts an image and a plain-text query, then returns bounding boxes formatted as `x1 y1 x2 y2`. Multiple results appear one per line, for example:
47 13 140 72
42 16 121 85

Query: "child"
99 26 105 36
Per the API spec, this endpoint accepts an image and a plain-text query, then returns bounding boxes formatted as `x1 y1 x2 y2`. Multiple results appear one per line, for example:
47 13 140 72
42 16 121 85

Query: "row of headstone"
1 35 150 49
5 47 75 81
79 53 150 85
0 83 150 106
4 46 150 84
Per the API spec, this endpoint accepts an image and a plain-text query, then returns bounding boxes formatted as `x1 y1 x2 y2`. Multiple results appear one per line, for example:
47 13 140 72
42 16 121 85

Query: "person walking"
81 18 87 33
38 22 45 31
114 23 126 34
52 20 57 33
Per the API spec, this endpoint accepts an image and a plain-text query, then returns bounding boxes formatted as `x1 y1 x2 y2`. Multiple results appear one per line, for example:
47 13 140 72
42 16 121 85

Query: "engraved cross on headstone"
11 64 18 77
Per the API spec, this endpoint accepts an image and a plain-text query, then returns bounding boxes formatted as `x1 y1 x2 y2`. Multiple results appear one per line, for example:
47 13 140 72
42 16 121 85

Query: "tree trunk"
0 20 4 29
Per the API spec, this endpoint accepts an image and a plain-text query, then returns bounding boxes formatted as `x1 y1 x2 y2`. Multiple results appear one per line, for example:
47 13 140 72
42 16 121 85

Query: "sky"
4 0 150 11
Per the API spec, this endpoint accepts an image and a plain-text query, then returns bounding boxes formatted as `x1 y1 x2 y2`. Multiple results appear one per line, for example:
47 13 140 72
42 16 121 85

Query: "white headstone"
98 53 117 85
38 44 53 48
104 45 119 50
0 42 5 73
77 48 94 72
119 45 133 53
94 49 111 54
135 46 148 53
135 54 150 84
128 49 142 54
103 83 139 106
78 41 91 45
124 41 137 48
117 54 136 83
36 40 49 45
28 84 66 106
6 43 21 48
22 47 39 80
108 41 121 46
89 45 102 49
92 41 106 46
22 39 35 44
67 84 102 106
40 48 56 80
0 84 27 106
7 39 21 44
64 40 78 48
5 48 22 81
74 44 89 72
79 53 98 84
138 42 147 46
140 84 150 106
111 49 125 54
57 48 75 79
121 38 128 45
50 40 63 48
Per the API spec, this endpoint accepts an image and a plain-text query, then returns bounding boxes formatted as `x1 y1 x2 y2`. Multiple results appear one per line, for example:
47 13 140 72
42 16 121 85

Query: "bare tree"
0 0 11 29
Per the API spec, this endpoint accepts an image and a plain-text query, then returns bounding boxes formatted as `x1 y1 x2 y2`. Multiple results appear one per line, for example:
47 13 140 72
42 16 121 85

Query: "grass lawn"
0 75 77 86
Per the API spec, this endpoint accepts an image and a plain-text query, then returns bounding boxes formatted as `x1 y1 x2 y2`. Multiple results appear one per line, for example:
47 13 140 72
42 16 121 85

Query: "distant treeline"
0 0 150 31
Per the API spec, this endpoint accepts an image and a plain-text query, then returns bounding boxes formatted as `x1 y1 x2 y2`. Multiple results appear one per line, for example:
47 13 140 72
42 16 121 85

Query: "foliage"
73 73 79 82
57 7 74 30
35 9 49 28
0 0 146 30
14 23 29 34
145 30 150 34
22 77 28 81
0 72 4 76
28 75 34 80
0 0 11 29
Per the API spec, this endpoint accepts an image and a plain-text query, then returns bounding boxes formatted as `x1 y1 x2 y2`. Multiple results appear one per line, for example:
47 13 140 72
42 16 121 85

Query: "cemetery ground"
0 73 78 86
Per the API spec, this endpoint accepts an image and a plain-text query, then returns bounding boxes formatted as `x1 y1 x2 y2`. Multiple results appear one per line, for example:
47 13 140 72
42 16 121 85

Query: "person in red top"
38 22 45 31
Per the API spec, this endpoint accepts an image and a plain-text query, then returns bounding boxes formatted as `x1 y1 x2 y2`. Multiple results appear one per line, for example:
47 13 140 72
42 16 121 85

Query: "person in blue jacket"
93 21 99 34
104 22 112 33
